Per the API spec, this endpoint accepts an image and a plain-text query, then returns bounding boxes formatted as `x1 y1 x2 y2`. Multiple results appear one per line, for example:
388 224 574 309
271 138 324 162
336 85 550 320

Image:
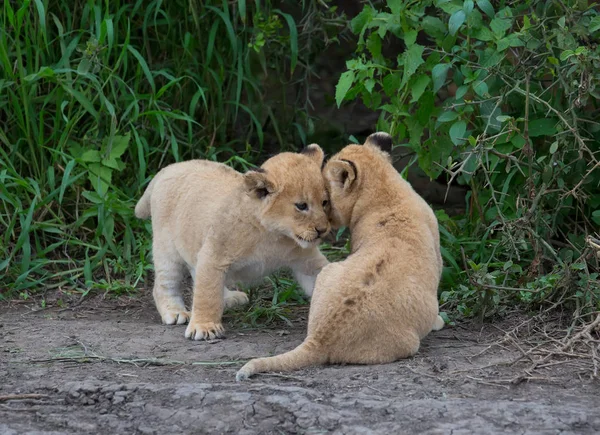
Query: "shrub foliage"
337 0 600 319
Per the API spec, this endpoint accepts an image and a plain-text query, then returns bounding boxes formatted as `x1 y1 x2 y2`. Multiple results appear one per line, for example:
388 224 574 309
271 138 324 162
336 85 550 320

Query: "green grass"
0 0 344 299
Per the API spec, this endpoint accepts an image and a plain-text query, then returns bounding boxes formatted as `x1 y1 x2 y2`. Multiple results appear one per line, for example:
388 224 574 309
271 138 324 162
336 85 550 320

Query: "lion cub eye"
295 202 308 211
322 200 329 207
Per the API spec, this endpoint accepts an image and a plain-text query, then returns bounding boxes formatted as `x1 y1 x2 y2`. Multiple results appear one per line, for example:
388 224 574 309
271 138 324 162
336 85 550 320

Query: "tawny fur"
136 145 331 340
237 132 444 380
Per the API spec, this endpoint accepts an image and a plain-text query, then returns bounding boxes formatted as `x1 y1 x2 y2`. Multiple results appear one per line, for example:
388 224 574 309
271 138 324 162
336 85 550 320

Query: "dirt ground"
1 293 599 435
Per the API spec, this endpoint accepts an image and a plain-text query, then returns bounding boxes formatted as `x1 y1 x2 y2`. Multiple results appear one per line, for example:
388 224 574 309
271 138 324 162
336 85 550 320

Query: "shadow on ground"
1 293 598 434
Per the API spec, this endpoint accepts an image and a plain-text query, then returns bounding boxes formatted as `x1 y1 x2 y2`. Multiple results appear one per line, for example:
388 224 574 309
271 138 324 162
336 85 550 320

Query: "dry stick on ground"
20 355 244 367
465 375 511 390
0 394 50 402
15 342 245 368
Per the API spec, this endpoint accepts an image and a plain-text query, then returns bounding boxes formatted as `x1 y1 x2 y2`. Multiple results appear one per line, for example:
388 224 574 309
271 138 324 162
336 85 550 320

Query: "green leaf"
455 85 468 99
449 10 466 36
416 92 435 125
511 134 525 149
476 0 495 18
497 34 523 51
88 163 112 197
592 210 600 225
367 33 382 59
275 10 298 73
549 141 559 154
127 45 155 93
490 18 511 38
351 6 374 34
422 16 447 39
237 0 246 23
404 30 418 47
77 58 91 74
401 44 425 87
449 120 467 145
81 150 101 163
560 50 574 61
387 0 402 15
103 18 114 52
382 73 402 96
61 85 99 120
101 157 121 170
473 80 488 97
432 63 451 92
206 5 237 55
410 75 430 102
590 16 600 33
463 0 474 16
480 49 504 68
336 71 355 107
364 78 376 94
438 0 463 14
59 160 77 204
474 26 495 41
24 66 55 82
107 133 131 160
529 118 558 137
438 111 459 123
33 0 47 45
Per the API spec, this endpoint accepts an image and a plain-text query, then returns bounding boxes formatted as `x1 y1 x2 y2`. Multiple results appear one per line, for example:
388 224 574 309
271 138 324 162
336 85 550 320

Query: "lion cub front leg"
185 248 228 340
291 248 329 297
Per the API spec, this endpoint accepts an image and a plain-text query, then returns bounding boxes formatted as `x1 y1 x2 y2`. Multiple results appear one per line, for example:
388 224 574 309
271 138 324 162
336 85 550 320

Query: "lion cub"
237 133 444 379
135 146 331 340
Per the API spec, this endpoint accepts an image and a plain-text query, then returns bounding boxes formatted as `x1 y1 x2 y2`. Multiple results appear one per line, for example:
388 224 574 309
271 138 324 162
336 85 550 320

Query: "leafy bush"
337 0 600 320
0 0 340 297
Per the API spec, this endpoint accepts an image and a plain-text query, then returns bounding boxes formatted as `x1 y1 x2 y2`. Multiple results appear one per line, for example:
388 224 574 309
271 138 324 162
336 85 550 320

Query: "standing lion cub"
135 146 331 340
237 132 444 380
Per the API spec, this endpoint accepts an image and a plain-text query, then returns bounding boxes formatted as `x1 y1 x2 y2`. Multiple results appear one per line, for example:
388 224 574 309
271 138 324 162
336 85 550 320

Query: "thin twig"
0 394 49 402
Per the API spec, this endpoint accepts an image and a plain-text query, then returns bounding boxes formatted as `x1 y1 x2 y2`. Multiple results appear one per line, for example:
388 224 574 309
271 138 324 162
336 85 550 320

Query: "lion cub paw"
185 319 225 340
432 314 445 331
161 310 190 325
224 290 249 309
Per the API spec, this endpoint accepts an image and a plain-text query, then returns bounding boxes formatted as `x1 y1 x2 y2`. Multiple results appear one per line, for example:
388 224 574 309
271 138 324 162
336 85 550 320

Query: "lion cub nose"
316 228 328 237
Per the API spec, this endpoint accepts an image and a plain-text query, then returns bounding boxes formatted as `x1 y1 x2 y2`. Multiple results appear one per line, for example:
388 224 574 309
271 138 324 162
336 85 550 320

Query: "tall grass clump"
0 0 342 298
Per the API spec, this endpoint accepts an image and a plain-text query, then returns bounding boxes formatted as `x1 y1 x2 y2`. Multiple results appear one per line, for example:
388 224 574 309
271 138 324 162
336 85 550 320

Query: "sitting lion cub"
135 146 331 340
236 132 444 379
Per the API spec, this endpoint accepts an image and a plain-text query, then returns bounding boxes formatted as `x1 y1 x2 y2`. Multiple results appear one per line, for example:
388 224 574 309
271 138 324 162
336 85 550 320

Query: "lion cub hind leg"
223 287 249 309
152 251 189 325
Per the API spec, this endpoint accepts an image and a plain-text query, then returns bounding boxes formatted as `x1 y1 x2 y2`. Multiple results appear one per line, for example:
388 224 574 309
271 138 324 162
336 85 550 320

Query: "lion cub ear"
301 144 325 167
364 132 393 153
326 159 357 190
244 168 275 199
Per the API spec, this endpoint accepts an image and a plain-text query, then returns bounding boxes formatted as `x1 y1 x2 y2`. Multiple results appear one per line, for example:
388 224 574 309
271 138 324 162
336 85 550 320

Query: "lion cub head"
243 144 331 248
323 132 394 228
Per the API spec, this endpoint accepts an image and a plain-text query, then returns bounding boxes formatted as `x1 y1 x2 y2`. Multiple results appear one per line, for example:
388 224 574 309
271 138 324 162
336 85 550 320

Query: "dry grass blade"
0 394 50 402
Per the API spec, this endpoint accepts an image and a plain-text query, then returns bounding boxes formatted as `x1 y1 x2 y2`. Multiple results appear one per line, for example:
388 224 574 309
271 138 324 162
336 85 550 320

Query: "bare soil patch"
1 293 599 434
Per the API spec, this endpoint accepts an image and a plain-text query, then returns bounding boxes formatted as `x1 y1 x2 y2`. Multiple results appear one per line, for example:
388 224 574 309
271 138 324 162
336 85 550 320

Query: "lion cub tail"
134 176 158 219
236 340 325 381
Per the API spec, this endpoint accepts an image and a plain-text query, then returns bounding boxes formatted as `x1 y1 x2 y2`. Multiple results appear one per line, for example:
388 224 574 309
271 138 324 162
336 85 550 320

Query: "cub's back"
150 159 243 223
